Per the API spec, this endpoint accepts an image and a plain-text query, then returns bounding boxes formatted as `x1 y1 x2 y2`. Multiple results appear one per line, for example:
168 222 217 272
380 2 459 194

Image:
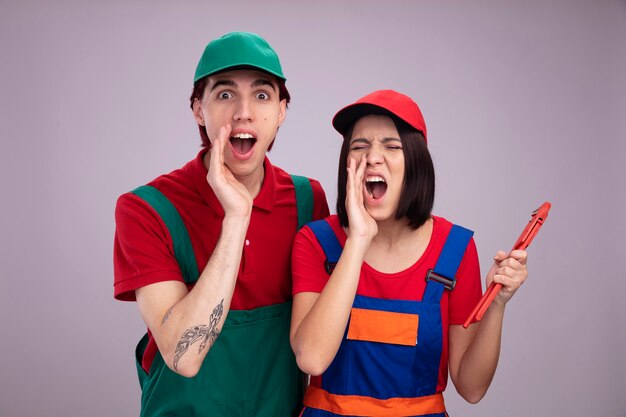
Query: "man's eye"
257 92 269 100
218 92 232 100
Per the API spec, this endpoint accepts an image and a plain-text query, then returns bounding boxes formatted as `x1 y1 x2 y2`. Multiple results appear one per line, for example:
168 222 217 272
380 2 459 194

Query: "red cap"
332 89 427 142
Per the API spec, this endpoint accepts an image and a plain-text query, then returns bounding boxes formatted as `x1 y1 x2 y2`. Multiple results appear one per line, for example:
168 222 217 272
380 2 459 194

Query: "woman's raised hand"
345 155 377 243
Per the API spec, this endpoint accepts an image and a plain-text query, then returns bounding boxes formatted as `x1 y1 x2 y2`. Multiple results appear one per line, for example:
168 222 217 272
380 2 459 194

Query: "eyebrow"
252 78 277 91
350 137 401 144
210 79 236 92
210 78 277 92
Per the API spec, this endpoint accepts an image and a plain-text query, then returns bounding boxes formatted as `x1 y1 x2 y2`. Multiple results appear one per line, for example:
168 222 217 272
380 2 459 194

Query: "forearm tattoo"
199 300 223 354
173 299 224 371
161 307 173 325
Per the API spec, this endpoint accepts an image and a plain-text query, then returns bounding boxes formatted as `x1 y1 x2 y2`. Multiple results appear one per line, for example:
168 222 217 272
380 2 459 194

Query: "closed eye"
350 138 370 151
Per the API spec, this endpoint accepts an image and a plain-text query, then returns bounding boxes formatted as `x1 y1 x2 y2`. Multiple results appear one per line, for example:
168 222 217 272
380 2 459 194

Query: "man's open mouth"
230 132 257 154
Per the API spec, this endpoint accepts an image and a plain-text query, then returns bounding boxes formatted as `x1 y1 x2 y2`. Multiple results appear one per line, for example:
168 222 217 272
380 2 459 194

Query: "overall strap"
131 185 200 284
423 224 474 304
307 219 342 274
290 174 314 230
132 177 311 284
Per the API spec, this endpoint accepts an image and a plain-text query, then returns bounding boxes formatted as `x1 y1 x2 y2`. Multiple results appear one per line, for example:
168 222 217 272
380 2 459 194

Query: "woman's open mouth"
365 176 387 200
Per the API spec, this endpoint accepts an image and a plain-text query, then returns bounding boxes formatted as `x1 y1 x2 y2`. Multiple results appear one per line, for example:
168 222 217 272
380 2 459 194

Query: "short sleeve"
113 192 184 301
447 236 482 325
291 223 332 295
309 179 330 221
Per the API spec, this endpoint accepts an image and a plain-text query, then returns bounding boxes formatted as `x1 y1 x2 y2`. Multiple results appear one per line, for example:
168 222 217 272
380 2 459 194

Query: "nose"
233 97 253 122
366 146 383 166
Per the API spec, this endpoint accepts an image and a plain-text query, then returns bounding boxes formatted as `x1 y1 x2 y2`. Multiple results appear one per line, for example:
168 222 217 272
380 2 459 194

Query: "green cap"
193 31 286 83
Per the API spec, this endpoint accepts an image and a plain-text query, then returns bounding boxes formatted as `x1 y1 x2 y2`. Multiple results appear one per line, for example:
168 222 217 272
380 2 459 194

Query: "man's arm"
136 126 252 378
136 214 248 377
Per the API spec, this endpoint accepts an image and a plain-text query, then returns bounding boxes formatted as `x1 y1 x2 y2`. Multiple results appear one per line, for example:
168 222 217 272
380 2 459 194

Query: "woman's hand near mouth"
346 155 378 244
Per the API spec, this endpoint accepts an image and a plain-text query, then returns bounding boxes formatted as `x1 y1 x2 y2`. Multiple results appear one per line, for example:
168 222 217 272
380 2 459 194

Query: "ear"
277 99 287 127
192 98 205 126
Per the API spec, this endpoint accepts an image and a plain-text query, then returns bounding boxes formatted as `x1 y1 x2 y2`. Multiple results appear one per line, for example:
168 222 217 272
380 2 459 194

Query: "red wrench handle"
463 202 551 328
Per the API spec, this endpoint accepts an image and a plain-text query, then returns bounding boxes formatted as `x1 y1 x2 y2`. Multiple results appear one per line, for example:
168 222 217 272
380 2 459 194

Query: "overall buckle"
426 269 456 290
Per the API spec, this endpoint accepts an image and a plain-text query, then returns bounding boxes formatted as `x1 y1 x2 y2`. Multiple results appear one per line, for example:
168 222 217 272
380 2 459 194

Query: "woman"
290 90 528 416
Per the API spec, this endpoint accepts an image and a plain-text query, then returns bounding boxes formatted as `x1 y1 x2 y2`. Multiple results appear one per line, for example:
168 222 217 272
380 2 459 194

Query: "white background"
1 1 625 416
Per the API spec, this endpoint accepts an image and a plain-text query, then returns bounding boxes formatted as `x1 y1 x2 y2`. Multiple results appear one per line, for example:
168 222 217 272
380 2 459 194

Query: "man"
114 32 329 417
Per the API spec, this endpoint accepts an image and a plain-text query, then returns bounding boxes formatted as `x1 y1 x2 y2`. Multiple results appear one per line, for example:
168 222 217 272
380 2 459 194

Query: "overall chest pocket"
345 307 420 398
348 308 419 346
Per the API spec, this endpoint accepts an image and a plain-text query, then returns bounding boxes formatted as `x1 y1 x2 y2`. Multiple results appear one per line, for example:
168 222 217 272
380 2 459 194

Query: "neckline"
189 148 277 214
360 216 440 279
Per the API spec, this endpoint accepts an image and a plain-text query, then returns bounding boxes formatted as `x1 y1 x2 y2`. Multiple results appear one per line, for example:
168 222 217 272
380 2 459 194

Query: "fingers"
347 156 365 181
346 155 366 204
347 156 356 184
493 250 507 263
353 156 367 195
209 124 231 173
355 154 367 183
491 256 528 291
346 157 357 201
494 265 524 279
493 250 527 265
487 248 529 305
509 249 528 265
491 271 526 290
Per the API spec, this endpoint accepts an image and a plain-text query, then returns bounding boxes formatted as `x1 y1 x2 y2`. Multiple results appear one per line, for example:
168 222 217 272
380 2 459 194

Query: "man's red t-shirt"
114 148 329 371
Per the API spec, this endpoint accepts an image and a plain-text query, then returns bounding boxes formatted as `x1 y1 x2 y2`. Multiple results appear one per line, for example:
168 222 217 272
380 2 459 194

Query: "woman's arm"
449 250 528 403
290 156 377 376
